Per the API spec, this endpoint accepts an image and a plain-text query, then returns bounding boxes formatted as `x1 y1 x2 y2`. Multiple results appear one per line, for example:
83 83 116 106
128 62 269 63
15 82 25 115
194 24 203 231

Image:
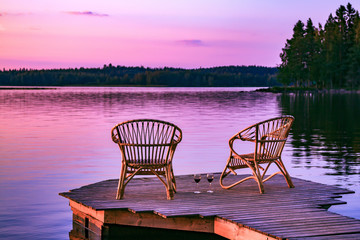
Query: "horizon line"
1 64 278 71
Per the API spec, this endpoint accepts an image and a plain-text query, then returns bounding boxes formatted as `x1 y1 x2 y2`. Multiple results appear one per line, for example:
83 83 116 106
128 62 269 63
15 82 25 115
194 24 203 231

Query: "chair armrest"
111 130 120 143
228 134 252 157
235 125 257 142
171 136 182 145
228 124 256 157
229 137 241 156
171 129 183 145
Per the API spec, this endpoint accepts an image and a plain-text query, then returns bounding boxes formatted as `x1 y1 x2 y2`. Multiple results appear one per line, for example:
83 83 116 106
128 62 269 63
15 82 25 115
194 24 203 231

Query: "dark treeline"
0 65 278 87
278 3 360 89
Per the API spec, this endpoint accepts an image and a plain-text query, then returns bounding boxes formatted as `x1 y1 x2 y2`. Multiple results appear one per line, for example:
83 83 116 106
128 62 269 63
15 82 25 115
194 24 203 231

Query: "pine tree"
278 20 306 87
323 4 359 88
304 18 322 87
323 13 340 88
346 15 360 88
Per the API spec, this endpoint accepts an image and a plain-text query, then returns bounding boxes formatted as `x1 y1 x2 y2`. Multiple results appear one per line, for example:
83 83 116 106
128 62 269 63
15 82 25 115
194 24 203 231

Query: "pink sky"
1 0 359 69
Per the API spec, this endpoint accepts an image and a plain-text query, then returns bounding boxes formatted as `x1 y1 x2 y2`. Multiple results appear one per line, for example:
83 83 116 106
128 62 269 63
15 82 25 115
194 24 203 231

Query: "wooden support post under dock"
60 174 360 240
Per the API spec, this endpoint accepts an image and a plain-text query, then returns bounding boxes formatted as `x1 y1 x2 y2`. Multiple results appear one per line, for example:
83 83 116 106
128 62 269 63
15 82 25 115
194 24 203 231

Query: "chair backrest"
111 119 182 165
255 116 294 160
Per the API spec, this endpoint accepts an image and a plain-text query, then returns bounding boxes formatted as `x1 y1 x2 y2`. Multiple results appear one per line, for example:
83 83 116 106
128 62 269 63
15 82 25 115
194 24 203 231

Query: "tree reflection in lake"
279 92 360 177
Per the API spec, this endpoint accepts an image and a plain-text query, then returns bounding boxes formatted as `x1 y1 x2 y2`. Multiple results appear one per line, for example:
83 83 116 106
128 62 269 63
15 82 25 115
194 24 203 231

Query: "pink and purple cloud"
66 11 109 17
176 40 205 47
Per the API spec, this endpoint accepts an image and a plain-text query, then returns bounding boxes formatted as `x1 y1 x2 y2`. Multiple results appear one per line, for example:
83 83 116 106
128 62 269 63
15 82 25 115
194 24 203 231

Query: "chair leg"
220 162 257 190
252 171 265 194
220 158 233 189
116 164 127 199
170 166 177 192
276 158 295 188
165 165 174 200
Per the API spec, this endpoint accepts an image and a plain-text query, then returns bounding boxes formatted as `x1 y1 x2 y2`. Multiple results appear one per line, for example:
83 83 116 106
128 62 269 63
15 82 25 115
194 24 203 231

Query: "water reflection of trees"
279 92 360 176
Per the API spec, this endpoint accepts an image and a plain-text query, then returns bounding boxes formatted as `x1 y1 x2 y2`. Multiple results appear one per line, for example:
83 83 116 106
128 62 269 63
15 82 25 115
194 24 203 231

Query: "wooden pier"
60 174 360 240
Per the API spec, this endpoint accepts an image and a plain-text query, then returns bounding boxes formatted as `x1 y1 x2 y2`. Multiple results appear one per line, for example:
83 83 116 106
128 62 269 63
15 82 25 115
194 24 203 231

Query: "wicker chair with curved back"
220 116 295 193
111 119 182 200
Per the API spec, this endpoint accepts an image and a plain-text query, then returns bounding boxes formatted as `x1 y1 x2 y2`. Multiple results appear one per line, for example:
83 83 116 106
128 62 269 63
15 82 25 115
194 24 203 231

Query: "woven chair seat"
230 153 279 163
127 162 167 168
228 153 274 169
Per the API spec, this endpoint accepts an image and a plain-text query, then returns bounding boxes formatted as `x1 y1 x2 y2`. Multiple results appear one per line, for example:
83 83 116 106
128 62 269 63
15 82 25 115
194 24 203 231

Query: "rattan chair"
220 116 295 193
111 119 182 200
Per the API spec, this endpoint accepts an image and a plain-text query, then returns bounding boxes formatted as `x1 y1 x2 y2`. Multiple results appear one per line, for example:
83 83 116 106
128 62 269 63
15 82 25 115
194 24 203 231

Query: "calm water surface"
0 87 359 239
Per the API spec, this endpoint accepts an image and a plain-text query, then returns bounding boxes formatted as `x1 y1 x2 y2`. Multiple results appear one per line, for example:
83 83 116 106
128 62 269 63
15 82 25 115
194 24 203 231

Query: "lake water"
0 87 359 239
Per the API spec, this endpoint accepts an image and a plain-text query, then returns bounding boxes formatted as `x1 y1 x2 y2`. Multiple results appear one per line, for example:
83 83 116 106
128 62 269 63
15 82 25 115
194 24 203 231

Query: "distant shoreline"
0 87 57 90
0 65 278 87
2 86 359 93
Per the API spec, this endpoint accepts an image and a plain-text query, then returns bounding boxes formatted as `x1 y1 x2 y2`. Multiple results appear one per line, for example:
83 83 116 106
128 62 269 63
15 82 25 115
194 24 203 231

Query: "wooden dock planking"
60 173 360 240
291 233 360 240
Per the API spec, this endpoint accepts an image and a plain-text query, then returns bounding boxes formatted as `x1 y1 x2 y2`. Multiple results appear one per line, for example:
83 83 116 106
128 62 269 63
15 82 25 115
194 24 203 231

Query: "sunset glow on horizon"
1 0 359 70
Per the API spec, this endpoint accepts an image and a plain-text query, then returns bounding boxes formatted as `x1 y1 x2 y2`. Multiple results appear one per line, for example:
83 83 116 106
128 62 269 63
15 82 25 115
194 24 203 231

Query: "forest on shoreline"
278 3 360 89
0 65 278 87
